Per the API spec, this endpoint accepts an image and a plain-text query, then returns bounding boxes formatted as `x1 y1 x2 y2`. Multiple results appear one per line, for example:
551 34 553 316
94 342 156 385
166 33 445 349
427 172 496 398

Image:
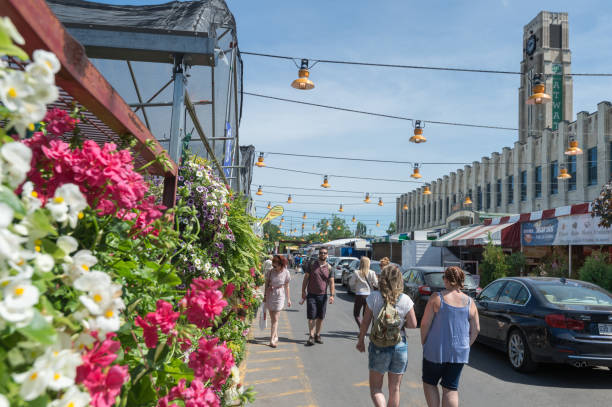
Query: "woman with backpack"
264 255 292 348
356 264 417 407
350 257 378 329
420 266 480 407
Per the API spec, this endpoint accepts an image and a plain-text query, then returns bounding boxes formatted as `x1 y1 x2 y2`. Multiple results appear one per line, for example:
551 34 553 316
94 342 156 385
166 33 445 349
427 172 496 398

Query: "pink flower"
149 300 179 334
183 279 228 329
43 108 78 136
223 283 235 298
135 315 158 349
164 379 219 407
188 337 234 389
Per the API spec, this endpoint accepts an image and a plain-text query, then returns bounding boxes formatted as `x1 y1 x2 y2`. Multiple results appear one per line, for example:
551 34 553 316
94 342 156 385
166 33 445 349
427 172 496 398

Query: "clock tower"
518 12 573 143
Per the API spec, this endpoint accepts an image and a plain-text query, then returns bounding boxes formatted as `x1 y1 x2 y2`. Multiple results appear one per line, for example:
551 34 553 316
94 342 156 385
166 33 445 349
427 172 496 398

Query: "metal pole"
568 244 572 278
169 55 186 164
126 61 151 131
211 63 216 160
232 42 240 193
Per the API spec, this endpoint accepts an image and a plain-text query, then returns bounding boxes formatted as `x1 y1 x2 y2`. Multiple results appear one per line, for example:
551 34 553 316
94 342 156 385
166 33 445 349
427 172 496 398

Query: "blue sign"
522 218 558 246
223 122 233 178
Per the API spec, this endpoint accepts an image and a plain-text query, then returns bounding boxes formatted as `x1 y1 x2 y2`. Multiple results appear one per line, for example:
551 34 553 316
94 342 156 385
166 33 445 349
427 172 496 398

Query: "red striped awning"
433 222 520 248
483 203 591 226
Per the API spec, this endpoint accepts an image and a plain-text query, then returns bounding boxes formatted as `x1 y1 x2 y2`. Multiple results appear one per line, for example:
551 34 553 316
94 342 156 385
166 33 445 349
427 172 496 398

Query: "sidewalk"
242 306 318 406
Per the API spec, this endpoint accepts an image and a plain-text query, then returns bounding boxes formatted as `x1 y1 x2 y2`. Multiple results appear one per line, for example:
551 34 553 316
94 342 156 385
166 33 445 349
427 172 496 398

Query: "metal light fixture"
403 203 408 210
423 186 432 195
410 120 427 143
411 164 422 179
339 204 344 212
302 212 307 219
302 223 305 229
255 152 266 167
326 220 330 227
267 201 271 209
378 197 384 206
291 59 315 90
280 217 284 224
564 138 583 156
352 215 356 222
376 220 380 227
287 194 293 203
527 74 551 105
337 225 341 230
557 166 571 180
321 175 330 188
312 225 316 230
256 186 263 195
364 192 371 203
463 196 473 206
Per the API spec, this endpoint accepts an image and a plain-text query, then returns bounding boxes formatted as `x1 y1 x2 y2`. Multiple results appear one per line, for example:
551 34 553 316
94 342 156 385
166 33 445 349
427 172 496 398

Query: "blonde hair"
358 256 370 279
379 257 390 268
378 264 403 304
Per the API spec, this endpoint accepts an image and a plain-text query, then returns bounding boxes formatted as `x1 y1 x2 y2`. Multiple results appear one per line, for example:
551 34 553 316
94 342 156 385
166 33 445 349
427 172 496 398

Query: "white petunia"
20 181 42 213
0 394 8 407
13 360 51 401
0 16 25 45
34 253 54 272
74 332 96 352
46 184 87 228
1 278 39 311
62 249 96 280
56 235 78 256
49 386 90 407
0 70 33 112
32 50 61 74
0 141 32 188
46 349 82 391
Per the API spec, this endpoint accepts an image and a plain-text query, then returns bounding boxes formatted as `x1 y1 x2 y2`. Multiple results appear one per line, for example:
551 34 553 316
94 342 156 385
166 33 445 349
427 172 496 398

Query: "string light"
352 215 356 222
256 186 263 195
255 152 266 167
364 193 371 203
267 201 271 209
378 198 384 206
338 204 344 212
302 212 307 219
321 175 331 188
287 194 293 203
565 138 583 156
291 59 315 90
411 164 422 179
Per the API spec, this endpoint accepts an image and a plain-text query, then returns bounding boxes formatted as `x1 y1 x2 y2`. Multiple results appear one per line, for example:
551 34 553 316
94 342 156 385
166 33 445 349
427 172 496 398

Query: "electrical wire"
241 51 612 77
254 184 404 195
260 165 426 184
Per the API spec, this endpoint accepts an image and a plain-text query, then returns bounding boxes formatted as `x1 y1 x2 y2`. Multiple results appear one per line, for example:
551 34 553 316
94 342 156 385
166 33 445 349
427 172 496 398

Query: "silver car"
334 257 359 282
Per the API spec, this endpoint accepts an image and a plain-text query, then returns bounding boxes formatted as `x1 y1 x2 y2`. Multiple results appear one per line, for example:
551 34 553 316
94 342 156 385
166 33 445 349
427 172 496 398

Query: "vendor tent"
433 222 520 248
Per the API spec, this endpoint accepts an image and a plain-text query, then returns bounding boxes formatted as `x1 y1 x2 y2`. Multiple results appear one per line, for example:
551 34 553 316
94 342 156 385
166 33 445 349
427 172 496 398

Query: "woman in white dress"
264 255 291 347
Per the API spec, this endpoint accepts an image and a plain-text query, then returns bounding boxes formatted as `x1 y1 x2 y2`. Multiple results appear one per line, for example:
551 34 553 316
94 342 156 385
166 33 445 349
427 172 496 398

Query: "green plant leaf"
30 210 58 236
0 42 29 61
17 310 57 345
0 184 26 217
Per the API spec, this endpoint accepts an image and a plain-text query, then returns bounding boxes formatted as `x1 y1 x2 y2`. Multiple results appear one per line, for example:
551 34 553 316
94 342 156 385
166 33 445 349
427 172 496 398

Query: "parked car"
327 256 339 278
341 259 360 291
333 257 358 283
402 267 481 320
371 260 400 277
475 277 612 372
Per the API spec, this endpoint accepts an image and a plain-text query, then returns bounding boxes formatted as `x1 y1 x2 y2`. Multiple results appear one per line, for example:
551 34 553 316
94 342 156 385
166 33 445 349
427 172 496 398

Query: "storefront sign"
522 214 612 246
552 64 563 131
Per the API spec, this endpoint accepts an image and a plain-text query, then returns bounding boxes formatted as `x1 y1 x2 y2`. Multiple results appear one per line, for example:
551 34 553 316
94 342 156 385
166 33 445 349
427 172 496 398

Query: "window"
507 175 514 204
477 186 482 210
498 281 523 304
567 155 576 191
496 179 502 206
478 280 506 302
520 171 527 201
445 197 449 216
486 183 491 209
587 147 598 186
514 287 529 305
427 203 431 222
534 166 542 198
432 201 436 221
550 161 558 195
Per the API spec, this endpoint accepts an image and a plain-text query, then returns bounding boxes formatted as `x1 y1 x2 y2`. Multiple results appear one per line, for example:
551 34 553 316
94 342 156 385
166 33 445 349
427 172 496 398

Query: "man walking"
301 247 335 346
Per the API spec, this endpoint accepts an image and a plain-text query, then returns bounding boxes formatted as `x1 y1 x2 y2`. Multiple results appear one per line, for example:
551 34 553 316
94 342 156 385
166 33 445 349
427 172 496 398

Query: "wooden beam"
1 0 177 177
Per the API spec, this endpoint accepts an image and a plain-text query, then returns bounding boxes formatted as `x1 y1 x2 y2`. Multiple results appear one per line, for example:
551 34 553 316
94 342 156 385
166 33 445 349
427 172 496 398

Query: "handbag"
259 303 267 330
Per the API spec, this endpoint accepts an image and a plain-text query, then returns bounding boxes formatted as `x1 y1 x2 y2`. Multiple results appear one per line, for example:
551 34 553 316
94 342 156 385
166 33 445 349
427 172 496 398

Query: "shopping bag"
259 304 267 330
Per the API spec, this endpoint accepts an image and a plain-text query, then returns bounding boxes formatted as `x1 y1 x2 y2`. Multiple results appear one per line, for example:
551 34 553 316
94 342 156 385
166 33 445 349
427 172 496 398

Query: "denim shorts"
368 337 408 374
421 358 465 391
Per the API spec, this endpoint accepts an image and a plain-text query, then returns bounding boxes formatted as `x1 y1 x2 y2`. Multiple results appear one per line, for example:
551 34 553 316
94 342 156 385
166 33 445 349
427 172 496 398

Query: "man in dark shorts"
301 248 335 346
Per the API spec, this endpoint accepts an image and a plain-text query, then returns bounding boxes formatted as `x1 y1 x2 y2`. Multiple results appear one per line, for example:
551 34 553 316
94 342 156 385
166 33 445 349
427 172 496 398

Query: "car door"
489 281 524 344
476 280 507 343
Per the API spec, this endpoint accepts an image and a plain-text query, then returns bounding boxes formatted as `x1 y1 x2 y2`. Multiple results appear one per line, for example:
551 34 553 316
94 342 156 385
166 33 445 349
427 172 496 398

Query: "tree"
479 240 509 287
317 215 352 241
506 252 526 276
592 178 612 228
355 222 367 237
579 251 612 292
386 221 397 235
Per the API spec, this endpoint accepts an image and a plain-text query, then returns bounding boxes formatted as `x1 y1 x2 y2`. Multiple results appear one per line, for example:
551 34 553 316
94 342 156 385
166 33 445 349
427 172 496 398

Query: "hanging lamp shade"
280 217 284 223
463 196 473 205
352 215 356 222
403 203 408 210
376 220 380 227
256 186 263 195
326 220 330 227
339 204 344 212
287 194 293 203
557 167 571 180
321 175 330 188
378 197 384 206
411 164 422 179
564 139 583 156
291 59 315 90
312 225 316 230
423 186 432 195
410 120 427 143
267 201 271 209
302 223 305 229
364 193 371 203
302 212 307 219
337 225 341 230
255 152 266 167
527 74 551 105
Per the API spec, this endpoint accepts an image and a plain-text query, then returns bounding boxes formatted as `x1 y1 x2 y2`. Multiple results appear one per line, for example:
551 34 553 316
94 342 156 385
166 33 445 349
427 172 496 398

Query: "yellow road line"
353 379 369 387
256 388 312 400
248 356 299 363
254 348 292 354
245 366 282 373
246 375 299 386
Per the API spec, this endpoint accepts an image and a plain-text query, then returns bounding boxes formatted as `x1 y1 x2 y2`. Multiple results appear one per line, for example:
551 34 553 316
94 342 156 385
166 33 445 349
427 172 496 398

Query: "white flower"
0 278 39 311
196 170 203 178
0 141 32 188
25 50 60 86
0 202 13 229
49 386 90 407
13 358 51 401
0 394 8 407
57 235 78 256
46 184 87 228
8 100 48 137
21 181 42 213
74 271 123 317
62 249 97 280
0 70 33 111
229 365 240 386
34 253 54 272
224 387 241 406
0 16 25 45
46 349 82 391
74 332 95 352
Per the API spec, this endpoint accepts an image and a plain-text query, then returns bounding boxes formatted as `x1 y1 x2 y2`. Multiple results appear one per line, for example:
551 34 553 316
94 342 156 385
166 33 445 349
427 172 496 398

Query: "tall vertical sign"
551 64 563 130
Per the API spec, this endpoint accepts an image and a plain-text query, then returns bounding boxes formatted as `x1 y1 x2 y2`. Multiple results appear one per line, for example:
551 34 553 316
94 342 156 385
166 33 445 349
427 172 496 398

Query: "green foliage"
506 252 526 277
356 222 367 237
386 221 397 235
480 239 508 287
579 251 612 292
316 215 352 240
592 178 612 228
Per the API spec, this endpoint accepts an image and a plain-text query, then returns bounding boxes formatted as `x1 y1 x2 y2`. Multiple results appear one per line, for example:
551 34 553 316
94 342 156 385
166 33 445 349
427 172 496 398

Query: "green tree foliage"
355 221 367 237
579 251 612 292
386 221 397 235
592 178 612 228
317 215 352 240
480 240 509 287
506 252 526 276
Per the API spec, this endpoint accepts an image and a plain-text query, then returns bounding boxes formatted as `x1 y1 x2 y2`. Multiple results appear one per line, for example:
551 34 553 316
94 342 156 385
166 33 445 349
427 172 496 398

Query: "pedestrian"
350 256 378 329
301 247 335 346
264 255 292 348
420 266 480 407
379 256 390 269
356 264 417 407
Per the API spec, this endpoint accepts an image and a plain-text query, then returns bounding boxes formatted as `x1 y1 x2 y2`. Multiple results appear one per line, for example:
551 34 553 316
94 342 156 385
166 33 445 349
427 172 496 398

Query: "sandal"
314 334 323 344
305 336 315 346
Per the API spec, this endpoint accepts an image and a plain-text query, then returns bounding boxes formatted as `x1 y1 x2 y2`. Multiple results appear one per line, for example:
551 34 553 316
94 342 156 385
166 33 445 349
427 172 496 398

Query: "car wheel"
507 329 537 372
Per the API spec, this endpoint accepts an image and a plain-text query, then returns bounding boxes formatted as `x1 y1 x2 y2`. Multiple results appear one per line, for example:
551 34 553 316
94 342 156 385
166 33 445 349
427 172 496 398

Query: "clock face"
526 35 536 56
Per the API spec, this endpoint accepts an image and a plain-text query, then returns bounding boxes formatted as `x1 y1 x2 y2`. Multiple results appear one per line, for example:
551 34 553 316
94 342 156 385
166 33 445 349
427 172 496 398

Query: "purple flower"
178 176 184 181
207 215 214 221
196 186 204 193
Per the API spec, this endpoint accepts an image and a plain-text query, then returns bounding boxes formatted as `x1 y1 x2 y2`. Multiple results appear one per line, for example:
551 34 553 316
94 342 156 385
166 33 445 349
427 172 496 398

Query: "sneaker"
305 336 315 346
314 335 323 344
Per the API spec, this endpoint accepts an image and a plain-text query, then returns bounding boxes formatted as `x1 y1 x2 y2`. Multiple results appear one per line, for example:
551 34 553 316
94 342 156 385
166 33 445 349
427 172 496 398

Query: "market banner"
259 205 284 225
522 213 612 246
551 63 563 131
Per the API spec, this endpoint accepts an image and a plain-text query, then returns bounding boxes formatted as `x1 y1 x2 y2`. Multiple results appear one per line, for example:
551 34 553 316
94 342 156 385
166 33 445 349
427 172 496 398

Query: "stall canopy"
433 222 520 248
371 233 409 243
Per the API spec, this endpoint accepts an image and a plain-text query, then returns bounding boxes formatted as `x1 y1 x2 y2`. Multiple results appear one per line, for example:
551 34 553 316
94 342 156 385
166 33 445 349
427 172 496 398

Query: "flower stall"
0 6 263 407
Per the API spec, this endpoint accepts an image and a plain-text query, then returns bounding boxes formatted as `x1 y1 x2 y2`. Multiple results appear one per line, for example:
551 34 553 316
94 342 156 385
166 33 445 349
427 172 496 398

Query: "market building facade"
396 11 611 235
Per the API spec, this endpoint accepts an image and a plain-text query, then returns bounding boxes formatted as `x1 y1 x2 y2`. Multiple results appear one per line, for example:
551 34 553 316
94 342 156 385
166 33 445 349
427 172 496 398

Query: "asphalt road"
244 270 612 407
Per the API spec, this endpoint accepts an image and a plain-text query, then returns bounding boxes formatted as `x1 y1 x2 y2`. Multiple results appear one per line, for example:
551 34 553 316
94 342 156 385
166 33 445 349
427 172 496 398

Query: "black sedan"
475 277 612 372
402 266 481 320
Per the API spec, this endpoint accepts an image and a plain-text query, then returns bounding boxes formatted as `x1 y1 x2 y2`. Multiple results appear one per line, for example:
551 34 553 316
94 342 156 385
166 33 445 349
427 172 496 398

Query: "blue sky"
93 1 612 235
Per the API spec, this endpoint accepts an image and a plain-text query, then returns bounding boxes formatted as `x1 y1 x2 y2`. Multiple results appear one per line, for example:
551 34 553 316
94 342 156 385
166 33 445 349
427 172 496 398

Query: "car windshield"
371 263 381 273
424 272 478 289
536 283 612 306
339 259 353 266
328 257 338 266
